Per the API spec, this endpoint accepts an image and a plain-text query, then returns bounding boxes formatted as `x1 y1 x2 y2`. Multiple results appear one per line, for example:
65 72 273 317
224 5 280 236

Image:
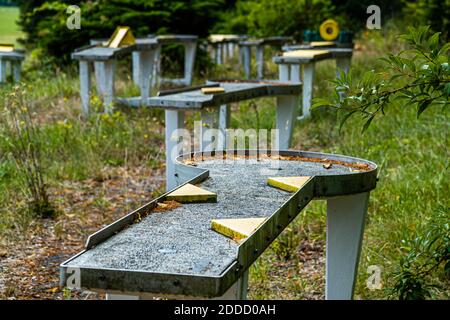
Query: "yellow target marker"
320 19 339 41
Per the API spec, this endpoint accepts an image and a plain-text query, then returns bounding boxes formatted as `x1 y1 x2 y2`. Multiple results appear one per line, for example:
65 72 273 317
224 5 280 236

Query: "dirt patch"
0 165 164 300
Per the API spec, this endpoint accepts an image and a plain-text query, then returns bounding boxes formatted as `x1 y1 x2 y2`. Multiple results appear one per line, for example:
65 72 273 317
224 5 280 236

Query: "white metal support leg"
278 64 290 81
256 45 264 80
132 51 140 85
0 58 7 83
94 60 116 114
165 110 185 191
218 270 248 300
290 65 301 83
137 50 156 102
216 44 222 65
79 61 91 116
12 61 21 82
222 42 228 62
276 95 298 149
242 46 251 79
335 57 352 100
238 46 243 67
335 57 352 77
184 42 197 86
217 104 231 150
228 43 235 59
153 45 162 87
301 62 315 118
326 192 370 300
200 108 220 152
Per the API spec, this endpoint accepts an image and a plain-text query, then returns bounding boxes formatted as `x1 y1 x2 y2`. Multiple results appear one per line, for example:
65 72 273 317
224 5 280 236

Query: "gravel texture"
67 158 353 276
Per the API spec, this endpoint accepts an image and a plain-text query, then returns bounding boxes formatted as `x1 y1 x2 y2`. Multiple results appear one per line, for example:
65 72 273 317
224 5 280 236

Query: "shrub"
392 206 450 300
0 85 55 218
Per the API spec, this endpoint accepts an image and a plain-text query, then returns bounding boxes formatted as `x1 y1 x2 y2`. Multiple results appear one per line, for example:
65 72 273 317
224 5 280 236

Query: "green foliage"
16 0 225 63
0 85 55 218
404 0 450 41
313 26 450 131
308 26 449 300
392 206 450 300
214 0 334 40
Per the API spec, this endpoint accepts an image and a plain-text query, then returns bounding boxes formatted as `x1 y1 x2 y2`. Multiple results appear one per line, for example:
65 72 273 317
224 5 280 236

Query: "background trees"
12 0 449 63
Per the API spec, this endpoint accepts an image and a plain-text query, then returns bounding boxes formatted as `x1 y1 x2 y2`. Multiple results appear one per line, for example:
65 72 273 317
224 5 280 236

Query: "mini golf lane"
60 150 377 299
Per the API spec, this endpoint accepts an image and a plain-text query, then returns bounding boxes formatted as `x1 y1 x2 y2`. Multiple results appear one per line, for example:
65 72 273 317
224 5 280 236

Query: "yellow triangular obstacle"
211 218 266 240
310 41 335 47
0 44 14 52
267 176 311 192
107 26 136 48
201 87 225 94
283 49 330 59
166 183 217 203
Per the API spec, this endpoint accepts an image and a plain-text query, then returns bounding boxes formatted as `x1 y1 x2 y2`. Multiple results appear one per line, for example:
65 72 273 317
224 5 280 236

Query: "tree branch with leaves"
313 26 449 132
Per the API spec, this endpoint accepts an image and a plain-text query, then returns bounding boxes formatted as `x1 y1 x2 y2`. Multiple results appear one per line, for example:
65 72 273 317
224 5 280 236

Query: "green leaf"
362 115 375 132
336 110 356 133
417 99 432 118
444 82 450 97
311 98 333 110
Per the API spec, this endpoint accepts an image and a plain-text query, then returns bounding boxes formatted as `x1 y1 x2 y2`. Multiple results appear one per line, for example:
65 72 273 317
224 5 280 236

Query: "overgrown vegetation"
0 85 54 218
312 26 449 299
392 205 449 300
314 26 449 130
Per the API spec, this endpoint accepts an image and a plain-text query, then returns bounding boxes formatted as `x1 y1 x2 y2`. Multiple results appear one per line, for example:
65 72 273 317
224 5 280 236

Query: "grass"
0 24 448 299
0 6 22 46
